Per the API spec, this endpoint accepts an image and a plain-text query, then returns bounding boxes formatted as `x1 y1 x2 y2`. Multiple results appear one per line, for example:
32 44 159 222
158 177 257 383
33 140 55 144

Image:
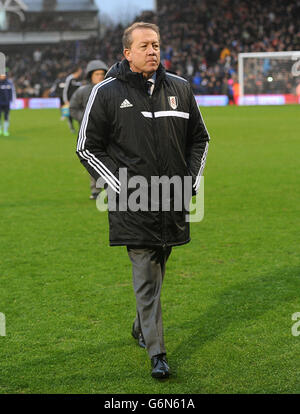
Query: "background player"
62 66 83 134
0 72 15 137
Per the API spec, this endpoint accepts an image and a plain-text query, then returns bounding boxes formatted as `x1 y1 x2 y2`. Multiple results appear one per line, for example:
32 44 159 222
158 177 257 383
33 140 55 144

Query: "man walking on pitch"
76 22 210 378
70 59 108 199
0 73 15 137
63 66 82 133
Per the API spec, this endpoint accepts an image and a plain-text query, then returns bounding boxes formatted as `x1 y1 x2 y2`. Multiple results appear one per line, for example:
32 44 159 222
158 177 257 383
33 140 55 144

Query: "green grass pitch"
0 105 299 394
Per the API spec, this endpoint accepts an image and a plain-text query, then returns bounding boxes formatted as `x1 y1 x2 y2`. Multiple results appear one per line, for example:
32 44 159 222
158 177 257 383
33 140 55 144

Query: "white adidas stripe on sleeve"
77 77 114 151
194 141 209 193
76 77 121 193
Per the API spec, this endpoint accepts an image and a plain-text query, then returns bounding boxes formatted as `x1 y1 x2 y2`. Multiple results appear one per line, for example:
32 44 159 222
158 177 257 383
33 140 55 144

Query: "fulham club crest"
168 96 178 110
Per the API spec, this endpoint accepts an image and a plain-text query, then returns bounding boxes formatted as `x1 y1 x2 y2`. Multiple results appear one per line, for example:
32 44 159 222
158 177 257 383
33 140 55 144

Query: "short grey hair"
122 22 160 49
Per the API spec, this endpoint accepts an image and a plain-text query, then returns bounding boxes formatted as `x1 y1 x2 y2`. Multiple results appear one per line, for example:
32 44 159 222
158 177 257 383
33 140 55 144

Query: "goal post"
238 51 300 103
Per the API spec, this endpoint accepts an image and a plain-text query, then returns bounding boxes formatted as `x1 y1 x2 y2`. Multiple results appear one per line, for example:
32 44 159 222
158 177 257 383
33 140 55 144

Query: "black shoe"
89 192 99 200
151 354 170 379
131 323 146 349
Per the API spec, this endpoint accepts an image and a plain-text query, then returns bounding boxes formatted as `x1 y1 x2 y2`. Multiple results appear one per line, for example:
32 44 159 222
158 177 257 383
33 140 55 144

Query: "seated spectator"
192 72 202 93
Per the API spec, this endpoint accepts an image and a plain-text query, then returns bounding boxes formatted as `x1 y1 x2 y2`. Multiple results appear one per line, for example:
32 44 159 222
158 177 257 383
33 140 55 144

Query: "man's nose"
147 46 156 55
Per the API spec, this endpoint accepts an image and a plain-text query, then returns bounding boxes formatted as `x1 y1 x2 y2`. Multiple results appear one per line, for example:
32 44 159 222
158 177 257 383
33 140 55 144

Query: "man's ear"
124 48 131 62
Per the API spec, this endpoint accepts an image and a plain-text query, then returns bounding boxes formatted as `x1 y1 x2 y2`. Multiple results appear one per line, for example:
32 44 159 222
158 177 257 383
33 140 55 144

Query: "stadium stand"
1 0 299 98
1 0 99 32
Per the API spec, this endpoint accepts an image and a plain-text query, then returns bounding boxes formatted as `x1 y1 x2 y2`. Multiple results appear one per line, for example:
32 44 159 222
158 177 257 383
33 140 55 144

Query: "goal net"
238 51 300 103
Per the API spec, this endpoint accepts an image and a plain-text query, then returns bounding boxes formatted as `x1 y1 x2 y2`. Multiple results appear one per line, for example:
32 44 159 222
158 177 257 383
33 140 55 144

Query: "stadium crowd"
7 13 83 32
4 0 300 98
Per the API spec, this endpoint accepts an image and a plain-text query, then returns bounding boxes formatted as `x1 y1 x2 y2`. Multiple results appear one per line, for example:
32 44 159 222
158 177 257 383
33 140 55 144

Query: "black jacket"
63 74 82 104
76 59 210 247
0 78 14 106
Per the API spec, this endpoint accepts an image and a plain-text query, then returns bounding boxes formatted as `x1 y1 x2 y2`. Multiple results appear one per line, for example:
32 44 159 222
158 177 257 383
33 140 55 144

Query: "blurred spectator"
220 47 231 62
33 49 42 63
192 72 202 93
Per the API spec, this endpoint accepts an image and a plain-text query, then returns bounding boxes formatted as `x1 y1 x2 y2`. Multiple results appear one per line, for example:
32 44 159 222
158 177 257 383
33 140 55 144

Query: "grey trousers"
127 245 172 358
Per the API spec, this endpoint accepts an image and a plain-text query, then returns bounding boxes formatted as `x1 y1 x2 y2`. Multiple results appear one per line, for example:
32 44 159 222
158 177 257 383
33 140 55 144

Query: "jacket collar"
106 59 166 92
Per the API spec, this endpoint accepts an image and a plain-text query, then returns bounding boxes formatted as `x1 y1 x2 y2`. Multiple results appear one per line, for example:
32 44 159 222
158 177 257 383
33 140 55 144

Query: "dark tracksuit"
0 78 14 122
63 74 82 131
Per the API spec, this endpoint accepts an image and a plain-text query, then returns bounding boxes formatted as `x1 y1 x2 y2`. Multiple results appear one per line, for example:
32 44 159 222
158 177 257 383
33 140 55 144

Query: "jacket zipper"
149 92 167 247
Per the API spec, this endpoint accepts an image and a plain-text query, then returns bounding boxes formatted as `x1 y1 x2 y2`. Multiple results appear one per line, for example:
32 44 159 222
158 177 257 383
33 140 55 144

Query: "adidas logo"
120 99 133 108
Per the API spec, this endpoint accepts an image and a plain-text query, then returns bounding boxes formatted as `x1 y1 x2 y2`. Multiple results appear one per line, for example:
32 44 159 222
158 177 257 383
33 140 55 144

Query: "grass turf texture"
0 105 299 394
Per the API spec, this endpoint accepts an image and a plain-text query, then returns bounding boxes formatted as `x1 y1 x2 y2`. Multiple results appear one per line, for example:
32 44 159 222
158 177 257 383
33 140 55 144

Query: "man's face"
124 28 160 78
91 69 106 85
